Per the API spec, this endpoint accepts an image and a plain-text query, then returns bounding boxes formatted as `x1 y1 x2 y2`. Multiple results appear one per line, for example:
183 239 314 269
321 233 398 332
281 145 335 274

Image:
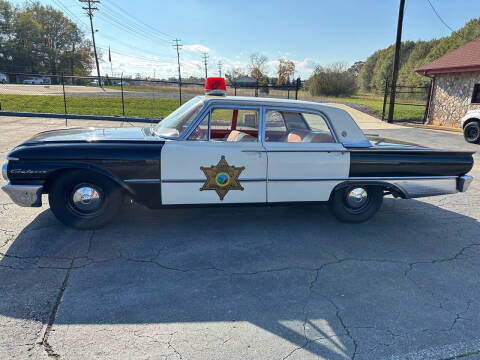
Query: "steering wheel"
190 127 207 140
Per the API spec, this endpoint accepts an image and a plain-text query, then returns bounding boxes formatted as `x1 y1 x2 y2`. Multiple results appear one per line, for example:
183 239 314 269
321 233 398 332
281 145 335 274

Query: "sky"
10 0 480 79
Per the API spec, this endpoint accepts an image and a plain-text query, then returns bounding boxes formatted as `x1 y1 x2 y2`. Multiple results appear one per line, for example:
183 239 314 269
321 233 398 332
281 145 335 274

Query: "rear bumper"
457 175 473 192
1 183 43 207
391 175 473 198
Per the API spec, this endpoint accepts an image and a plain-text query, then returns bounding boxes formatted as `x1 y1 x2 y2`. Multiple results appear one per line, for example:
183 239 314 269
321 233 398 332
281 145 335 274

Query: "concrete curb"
0 111 158 123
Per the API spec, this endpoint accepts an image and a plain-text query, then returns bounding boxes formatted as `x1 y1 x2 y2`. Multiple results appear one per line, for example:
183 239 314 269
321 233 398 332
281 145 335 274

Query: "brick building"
417 37 480 128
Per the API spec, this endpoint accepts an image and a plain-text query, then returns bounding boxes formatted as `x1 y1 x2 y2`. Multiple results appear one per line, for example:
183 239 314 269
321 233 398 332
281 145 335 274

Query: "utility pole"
202 52 208 79
217 61 222 77
80 0 101 85
173 39 182 105
387 0 405 123
70 42 75 76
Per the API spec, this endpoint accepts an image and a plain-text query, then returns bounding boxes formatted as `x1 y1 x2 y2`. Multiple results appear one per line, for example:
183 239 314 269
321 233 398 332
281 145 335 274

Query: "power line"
96 5 171 46
425 0 454 33
102 0 175 40
79 0 101 82
202 52 208 79
173 39 182 105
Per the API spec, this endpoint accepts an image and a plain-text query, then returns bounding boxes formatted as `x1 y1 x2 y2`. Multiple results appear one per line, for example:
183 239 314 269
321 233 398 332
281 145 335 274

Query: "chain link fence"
0 72 303 121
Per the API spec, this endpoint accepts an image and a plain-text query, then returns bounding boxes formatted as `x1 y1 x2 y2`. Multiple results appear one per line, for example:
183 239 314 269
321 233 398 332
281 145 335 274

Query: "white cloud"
183 44 210 53
100 50 318 80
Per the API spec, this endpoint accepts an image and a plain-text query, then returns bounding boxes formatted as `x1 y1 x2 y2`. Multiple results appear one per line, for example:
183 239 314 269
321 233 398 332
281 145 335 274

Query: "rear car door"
161 105 267 204
263 107 349 202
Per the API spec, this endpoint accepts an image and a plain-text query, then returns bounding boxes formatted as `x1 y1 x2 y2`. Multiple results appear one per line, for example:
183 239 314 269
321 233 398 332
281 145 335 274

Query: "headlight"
1 161 8 181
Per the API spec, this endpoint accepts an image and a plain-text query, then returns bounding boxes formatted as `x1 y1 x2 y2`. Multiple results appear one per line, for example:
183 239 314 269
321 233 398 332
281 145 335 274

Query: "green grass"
0 94 179 118
309 93 427 122
0 92 427 122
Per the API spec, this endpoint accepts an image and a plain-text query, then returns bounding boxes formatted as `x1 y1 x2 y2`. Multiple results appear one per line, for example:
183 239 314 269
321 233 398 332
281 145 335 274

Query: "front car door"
262 107 350 202
161 103 267 205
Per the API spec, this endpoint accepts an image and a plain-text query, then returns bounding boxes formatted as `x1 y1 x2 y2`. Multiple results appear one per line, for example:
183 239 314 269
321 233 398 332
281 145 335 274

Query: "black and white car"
1 78 474 229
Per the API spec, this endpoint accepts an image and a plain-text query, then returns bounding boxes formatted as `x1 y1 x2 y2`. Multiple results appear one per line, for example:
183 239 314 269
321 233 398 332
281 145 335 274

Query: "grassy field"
311 93 427 122
0 94 179 118
0 91 427 123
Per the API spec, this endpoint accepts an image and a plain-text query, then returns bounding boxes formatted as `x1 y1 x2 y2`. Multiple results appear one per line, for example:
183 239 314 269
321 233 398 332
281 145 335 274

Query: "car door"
263 107 350 202
161 105 267 205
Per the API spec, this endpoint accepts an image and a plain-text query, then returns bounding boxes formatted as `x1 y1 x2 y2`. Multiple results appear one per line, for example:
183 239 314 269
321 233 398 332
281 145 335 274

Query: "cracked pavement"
0 116 479 359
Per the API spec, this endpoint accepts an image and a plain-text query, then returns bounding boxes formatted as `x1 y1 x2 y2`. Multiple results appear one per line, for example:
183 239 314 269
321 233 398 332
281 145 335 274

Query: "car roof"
197 95 370 147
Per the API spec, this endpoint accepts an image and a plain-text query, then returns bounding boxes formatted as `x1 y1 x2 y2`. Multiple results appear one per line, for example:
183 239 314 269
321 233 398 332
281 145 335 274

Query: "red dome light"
205 77 226 96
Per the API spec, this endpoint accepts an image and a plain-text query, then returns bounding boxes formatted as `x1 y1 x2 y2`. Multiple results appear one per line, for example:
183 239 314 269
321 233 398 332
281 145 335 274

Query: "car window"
265 110 335 143
189 107 259 142
153 97 204 138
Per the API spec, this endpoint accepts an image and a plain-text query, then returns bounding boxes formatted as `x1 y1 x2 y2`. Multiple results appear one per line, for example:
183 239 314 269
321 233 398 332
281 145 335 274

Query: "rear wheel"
329 186 383 223
48 170 123 229
464 121 480 144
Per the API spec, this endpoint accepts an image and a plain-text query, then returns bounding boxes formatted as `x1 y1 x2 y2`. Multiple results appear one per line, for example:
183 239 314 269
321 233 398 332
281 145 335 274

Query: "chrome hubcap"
346 187 368 209
72 186 102 212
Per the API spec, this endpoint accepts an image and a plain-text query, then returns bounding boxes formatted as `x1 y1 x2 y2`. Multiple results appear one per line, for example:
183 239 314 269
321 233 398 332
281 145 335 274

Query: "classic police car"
1 78 474 229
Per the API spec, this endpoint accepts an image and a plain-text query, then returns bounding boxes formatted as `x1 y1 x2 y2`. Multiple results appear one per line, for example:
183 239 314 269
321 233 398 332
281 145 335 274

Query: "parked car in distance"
0 73 8 84
112 80 129 86
1 77 474 229
88 79 103 86
462 109 480 143
23 77 44 85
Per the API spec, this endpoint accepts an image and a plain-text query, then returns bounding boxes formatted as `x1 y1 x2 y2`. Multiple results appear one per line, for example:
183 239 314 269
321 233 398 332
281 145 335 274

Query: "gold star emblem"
200 156 245 200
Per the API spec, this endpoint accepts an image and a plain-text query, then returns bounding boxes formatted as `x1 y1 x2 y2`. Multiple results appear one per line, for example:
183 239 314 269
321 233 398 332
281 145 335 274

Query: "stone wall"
428 71 480 127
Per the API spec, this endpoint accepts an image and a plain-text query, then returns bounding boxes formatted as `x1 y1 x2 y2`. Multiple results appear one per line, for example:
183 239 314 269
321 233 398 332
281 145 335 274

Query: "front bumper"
1 183 43 207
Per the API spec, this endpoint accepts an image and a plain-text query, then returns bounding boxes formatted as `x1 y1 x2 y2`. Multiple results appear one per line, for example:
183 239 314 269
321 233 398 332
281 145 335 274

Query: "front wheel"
329 186 383 223
464 121 480 144
48 170 123 229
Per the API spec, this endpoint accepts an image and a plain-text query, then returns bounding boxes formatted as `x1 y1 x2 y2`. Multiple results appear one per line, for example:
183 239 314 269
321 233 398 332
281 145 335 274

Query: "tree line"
307 17 480 97
0 0 95 76
358 17 480 93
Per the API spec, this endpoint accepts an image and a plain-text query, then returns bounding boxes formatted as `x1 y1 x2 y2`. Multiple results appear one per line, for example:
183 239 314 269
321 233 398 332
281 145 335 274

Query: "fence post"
120 73 125 118
381 77 389 121
62 73 68 126
255 81 258 97
287 87 290 99
295 78 300 100
234 83 237 96
423 79 433 124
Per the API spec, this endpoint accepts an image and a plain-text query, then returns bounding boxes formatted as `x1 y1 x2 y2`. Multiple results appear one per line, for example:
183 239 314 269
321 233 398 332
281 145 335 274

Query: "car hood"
23 127 163 144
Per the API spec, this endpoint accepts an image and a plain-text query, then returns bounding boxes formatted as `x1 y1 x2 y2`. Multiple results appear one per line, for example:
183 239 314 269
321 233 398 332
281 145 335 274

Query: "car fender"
40 162 135 195
461 110 480 128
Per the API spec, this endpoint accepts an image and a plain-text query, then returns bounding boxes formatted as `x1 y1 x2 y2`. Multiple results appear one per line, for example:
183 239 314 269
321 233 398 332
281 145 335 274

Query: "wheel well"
463 118 480 128
43 168 132 196
332 181 407 199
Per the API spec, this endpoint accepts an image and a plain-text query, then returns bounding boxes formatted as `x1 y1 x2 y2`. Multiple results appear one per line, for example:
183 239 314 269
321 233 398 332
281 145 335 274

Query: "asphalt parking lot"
0 114 479 360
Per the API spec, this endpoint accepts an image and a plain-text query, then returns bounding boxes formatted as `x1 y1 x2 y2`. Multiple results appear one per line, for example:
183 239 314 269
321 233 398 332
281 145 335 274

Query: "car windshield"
152 97 204 138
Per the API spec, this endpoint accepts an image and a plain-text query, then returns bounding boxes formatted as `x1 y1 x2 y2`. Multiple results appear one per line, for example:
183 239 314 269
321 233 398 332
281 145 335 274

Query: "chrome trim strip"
162 178 266 183
349 176 458 180
1 184 43 207
265 150 346 153
124 179 161 183
6 156 19 161
268 176 458 182
269 178 346 182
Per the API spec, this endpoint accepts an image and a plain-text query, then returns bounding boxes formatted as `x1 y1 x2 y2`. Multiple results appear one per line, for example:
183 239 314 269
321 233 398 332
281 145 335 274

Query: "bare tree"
277 58 295 85
249 52 268 81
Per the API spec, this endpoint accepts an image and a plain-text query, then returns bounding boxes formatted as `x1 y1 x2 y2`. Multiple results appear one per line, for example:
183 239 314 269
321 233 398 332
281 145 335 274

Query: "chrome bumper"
390 175 473 199
457 175 473 192
1 183 43 207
